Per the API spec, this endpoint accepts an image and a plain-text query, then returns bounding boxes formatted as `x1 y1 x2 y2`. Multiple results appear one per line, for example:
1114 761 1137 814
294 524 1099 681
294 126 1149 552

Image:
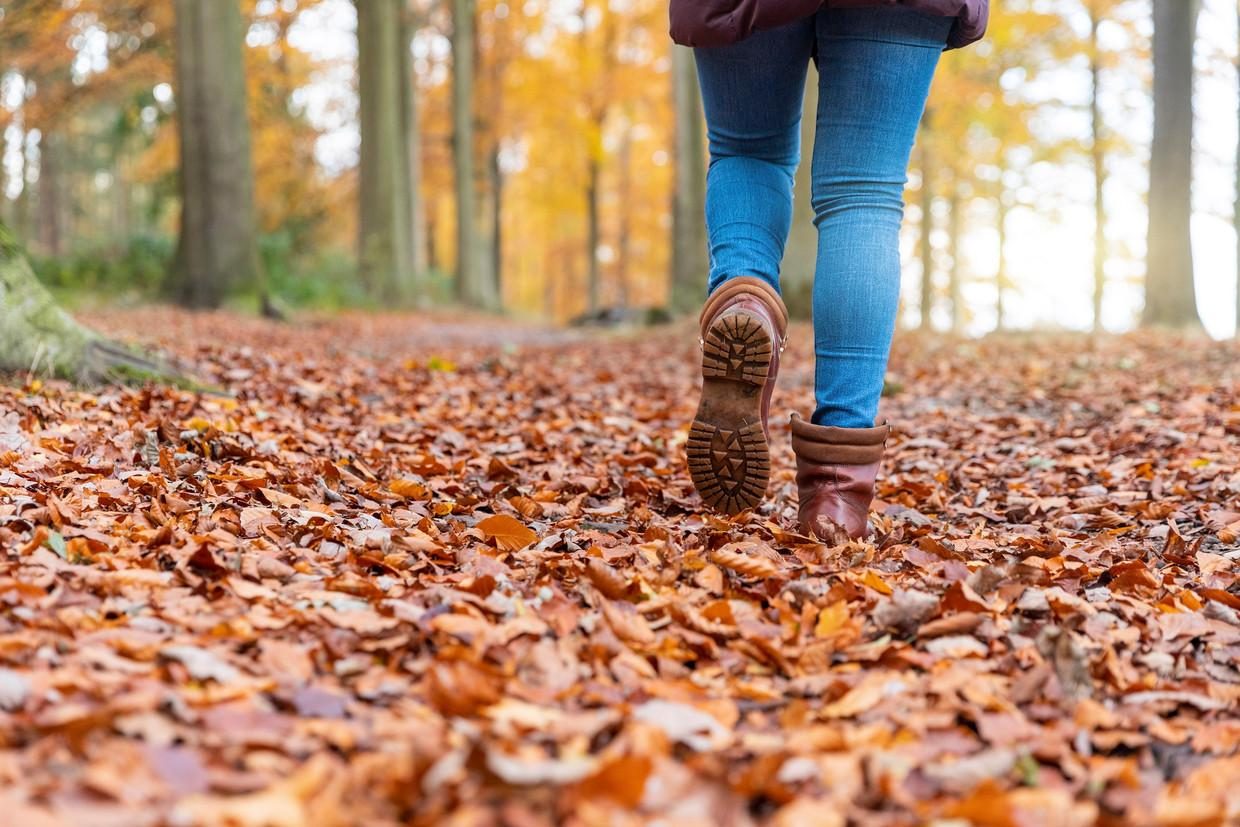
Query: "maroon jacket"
670 0 988 50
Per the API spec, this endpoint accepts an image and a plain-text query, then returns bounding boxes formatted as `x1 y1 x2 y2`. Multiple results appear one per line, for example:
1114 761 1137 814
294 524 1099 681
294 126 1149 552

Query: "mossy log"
0 224 183 385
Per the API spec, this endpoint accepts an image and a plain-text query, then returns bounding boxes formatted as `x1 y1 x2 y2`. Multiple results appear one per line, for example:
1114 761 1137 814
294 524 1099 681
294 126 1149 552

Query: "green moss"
0 222 19 260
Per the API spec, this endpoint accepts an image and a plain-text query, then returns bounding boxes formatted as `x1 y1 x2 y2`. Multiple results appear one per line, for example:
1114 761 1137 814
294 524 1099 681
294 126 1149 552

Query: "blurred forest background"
1 0 1238 336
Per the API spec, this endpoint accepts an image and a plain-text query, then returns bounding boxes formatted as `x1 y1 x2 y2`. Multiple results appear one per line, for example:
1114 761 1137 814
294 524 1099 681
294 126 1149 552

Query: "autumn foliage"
1 310 1238 824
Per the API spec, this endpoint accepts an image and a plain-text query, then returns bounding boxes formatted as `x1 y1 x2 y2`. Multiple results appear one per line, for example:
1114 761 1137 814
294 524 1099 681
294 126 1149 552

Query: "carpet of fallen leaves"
2 308 1239 827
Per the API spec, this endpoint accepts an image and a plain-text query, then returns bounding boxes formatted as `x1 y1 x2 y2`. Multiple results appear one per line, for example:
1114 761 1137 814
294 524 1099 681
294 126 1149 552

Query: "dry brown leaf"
476 514 538 551
711 544 780 579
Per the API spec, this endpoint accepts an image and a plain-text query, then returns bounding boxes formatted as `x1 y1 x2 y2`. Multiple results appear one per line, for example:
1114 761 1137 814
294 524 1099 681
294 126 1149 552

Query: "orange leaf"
859 570 893 596
388 478 429 499
815 601 850 639
477 514 538 551
576 754 652 808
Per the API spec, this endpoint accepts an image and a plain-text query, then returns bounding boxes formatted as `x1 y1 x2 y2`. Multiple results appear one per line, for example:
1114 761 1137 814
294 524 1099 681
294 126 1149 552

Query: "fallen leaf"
477 514 538 551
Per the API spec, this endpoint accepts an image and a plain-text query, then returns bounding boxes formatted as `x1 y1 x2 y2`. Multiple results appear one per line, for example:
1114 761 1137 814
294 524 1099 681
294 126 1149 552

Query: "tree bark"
947 182 963 334
1143 0 1201 328
616 115 633 309
171 0 262 310
451 0 495 309
401 7 429 278
0 224 172 383
996 194 1008 332
783 72 818 321
356 0 416 304
14 134 32 244
1089 1 1108 333
37 132 64 258
586 148 602 313
1235 0 1240 337
489 145 503 302
671 45 708 313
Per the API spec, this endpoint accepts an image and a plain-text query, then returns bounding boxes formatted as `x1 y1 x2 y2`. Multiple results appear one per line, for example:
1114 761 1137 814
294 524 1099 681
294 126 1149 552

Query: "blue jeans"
695 9 950 428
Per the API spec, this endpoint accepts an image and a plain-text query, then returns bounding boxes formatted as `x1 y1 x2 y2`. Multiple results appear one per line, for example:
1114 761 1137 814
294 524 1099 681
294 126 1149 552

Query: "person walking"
673 0 988 539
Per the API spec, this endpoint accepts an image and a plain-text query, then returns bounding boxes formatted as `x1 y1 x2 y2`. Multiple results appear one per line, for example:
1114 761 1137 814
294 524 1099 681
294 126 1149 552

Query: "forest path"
2 309 1239 825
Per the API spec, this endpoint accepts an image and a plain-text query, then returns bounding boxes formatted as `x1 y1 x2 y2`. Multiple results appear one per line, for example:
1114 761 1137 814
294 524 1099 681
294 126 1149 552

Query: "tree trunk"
996 194 1008 332
947 182 963 334
37 132 64 258
401 8 429 278
14 134 32 243
586 149 601 313
1235 0 1240 337
489 145 503 302
1090 1 1108 333
0 224 172 383
356 0 416 304
783 72 818 321
616 115 633 309
451 0 494 309
1143 0 1201 328
918 129 935 332
671 45 708 313
170 0 262 310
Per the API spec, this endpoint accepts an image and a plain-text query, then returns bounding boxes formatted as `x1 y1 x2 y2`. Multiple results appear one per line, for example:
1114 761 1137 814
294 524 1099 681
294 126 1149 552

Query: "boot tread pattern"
688 307 773 516
701 313 771 386
687 422 769 515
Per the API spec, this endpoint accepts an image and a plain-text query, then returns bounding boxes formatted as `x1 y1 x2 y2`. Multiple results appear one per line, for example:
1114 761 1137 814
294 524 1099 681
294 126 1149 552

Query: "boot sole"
687 311 772 515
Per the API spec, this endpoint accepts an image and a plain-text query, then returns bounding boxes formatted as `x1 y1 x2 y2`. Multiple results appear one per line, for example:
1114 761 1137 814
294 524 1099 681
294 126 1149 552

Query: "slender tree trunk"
1090 1 1108 333
401 9 429 278
14 133 31 243
489 144 503 301
451 0 494 309
947 182 963 334
918 128 935 331
171 0 262 310
427 200 441 274
1143 0 1201 328
356 0 415 304
586 143 602 313
37 133 64 257
616 116 633 309
671 45 708 313
783 72 818 321
471 13 497 304
0 183 11 233
996 194 1008 332
113 138 131 251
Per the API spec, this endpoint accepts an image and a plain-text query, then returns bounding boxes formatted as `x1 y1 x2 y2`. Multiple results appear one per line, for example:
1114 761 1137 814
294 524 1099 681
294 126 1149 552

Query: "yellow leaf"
477 514 538 551
427 355 456 372
860 570 893 596
815 601 850 639
388 479 429 499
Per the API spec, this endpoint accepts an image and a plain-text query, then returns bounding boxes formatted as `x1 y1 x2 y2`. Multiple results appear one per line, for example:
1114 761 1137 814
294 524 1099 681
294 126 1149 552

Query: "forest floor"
1 307 1239 826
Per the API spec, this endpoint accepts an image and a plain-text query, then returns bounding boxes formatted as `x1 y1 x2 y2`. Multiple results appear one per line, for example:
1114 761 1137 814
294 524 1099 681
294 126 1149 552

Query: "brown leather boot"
687 277 788 515
791 413 889 540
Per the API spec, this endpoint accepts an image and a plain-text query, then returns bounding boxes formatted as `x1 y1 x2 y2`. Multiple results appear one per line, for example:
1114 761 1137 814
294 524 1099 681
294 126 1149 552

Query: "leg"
694 21 815 295
687 24 809 515
810 9 950 427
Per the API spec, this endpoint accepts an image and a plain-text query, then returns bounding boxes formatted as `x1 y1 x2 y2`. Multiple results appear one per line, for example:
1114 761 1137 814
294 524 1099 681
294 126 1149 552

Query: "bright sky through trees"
1 0 1236 334
269 0 1240 335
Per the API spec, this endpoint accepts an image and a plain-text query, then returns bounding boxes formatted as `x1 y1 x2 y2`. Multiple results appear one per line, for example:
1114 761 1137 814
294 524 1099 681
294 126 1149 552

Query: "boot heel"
688 310 772 515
